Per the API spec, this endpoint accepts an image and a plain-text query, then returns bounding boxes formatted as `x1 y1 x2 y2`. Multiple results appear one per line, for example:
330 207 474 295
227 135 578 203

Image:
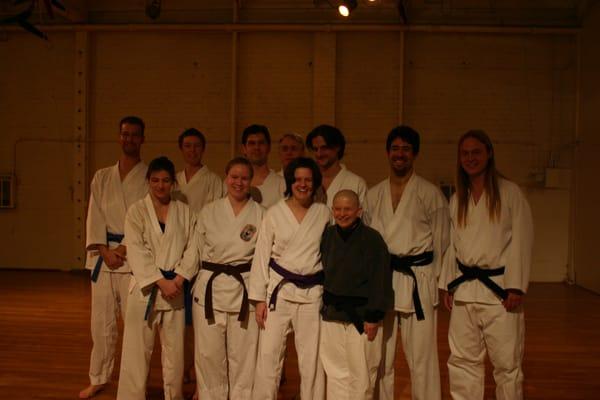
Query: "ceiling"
0 0 597 27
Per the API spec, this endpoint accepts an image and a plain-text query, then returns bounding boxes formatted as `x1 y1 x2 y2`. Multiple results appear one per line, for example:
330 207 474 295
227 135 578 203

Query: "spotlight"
338 0 357 17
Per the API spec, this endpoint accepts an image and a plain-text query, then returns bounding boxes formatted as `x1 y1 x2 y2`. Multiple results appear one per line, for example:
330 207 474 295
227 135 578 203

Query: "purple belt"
268 258 324 310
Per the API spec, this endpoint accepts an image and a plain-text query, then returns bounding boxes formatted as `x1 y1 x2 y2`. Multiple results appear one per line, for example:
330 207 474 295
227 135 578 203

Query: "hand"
255 301 268 329
442 290 453 311
157 278 181 300
114 245 127 260
99 245 125 270
173 274 186 290
502 289 524 312
363 322 379 341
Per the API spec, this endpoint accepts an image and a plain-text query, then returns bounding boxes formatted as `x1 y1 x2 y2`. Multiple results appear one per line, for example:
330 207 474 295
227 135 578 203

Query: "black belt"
91 232 125 282
200 261 252 322
144 269 177 321
322 290 367 334
447 260 507 300
390 251 433 321
268 258 324 310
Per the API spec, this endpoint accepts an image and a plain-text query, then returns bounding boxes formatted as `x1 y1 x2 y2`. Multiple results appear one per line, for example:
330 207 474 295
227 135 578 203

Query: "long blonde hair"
456 130 503 227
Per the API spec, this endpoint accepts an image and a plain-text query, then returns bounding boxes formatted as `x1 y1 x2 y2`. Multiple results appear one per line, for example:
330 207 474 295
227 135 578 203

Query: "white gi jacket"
85 161 147 274
368 174 450 312
439 178 534 304
124 194 199 311
249 199 331 304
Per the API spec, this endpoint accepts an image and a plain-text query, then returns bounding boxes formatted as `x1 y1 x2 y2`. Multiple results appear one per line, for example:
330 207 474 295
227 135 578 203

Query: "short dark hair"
306 124 346 160
178 128 206 149
146 156 176 182
283 157 322 198
242 124 271 145
386 125 420 154
225 156 254 180
119 116 145 136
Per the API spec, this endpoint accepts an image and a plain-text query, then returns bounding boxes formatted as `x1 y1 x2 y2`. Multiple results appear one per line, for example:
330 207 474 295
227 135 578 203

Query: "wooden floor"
0 270 599 400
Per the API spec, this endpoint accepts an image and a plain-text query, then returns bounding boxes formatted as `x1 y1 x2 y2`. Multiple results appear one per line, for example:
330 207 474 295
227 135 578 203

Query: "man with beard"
306 125 368 208
367 126 450 400
79 116 148 399
241 124 285 209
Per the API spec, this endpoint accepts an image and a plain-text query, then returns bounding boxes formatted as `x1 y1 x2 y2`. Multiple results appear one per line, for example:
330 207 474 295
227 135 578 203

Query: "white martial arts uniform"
324 167 368 209
84 161 147 386
248 199 331 400
192 197 264 400
117 195 199 400
174 166 224 214
439 178 533 400
252 170 285 209
368 174 450 400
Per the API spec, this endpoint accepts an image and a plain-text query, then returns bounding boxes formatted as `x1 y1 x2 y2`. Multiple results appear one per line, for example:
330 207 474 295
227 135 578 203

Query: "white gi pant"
378 307 441 400
89 271 130 385
252 298 324 400
320 320 382 400
448 302 525 400
193 304 259 400
117 297 185 400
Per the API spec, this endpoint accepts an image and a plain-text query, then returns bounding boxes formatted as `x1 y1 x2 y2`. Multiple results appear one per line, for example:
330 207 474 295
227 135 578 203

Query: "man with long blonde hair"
439 130 534 400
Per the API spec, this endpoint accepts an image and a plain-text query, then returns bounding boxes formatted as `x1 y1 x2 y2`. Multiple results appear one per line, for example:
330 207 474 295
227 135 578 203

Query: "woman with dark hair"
439 131 534 400
117 156 199 400
249 157 331 400
192 157 264 400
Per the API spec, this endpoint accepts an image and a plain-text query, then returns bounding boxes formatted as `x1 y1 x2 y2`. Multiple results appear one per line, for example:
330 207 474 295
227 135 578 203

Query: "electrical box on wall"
0 174 15 208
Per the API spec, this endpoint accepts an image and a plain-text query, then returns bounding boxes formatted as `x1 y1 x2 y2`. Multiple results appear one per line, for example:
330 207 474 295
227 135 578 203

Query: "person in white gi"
277 132 305 176
249 157 331 400
79 116 148 399
241 124 285 208
320 190 393 400
369 126 450 400
192 157 264 400
117 156 199 400
439 130 533 400
174 128 224 214
173 127 223 390
305 124 368 208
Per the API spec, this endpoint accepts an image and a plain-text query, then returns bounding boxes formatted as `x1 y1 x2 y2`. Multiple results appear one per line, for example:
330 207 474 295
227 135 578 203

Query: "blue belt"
144 269 178 321
91 232 125 282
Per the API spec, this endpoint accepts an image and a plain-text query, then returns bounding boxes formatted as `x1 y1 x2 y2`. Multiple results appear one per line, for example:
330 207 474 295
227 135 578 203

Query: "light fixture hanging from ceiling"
338 0 358 17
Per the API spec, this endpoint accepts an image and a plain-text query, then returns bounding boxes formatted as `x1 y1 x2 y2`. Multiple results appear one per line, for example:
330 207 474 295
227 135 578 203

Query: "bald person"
319 190 393 400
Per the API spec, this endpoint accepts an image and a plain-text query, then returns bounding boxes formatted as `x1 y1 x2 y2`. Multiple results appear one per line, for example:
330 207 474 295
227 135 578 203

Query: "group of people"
79 116 533 400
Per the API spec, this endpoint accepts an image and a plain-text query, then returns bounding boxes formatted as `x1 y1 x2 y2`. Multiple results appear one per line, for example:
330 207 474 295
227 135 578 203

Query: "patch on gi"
240 224 257 242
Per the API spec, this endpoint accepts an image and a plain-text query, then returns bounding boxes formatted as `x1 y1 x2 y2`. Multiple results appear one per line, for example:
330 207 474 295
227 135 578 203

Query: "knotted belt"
91 232 125 282
201 261 252 322
447 260 507 300
390 251 433 321
268 258 324 310
322 290 368 334
144 269 177 321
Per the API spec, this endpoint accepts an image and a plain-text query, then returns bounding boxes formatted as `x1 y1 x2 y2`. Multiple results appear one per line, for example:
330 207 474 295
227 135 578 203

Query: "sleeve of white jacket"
504 186 534 293
429 192 451 279
85 173 108 250
124 205 163 291
248 215 275 302
174 212 200 281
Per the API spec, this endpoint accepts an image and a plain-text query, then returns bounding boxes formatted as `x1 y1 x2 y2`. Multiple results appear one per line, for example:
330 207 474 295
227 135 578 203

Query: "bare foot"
191 386 198 400
79 384 105 399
